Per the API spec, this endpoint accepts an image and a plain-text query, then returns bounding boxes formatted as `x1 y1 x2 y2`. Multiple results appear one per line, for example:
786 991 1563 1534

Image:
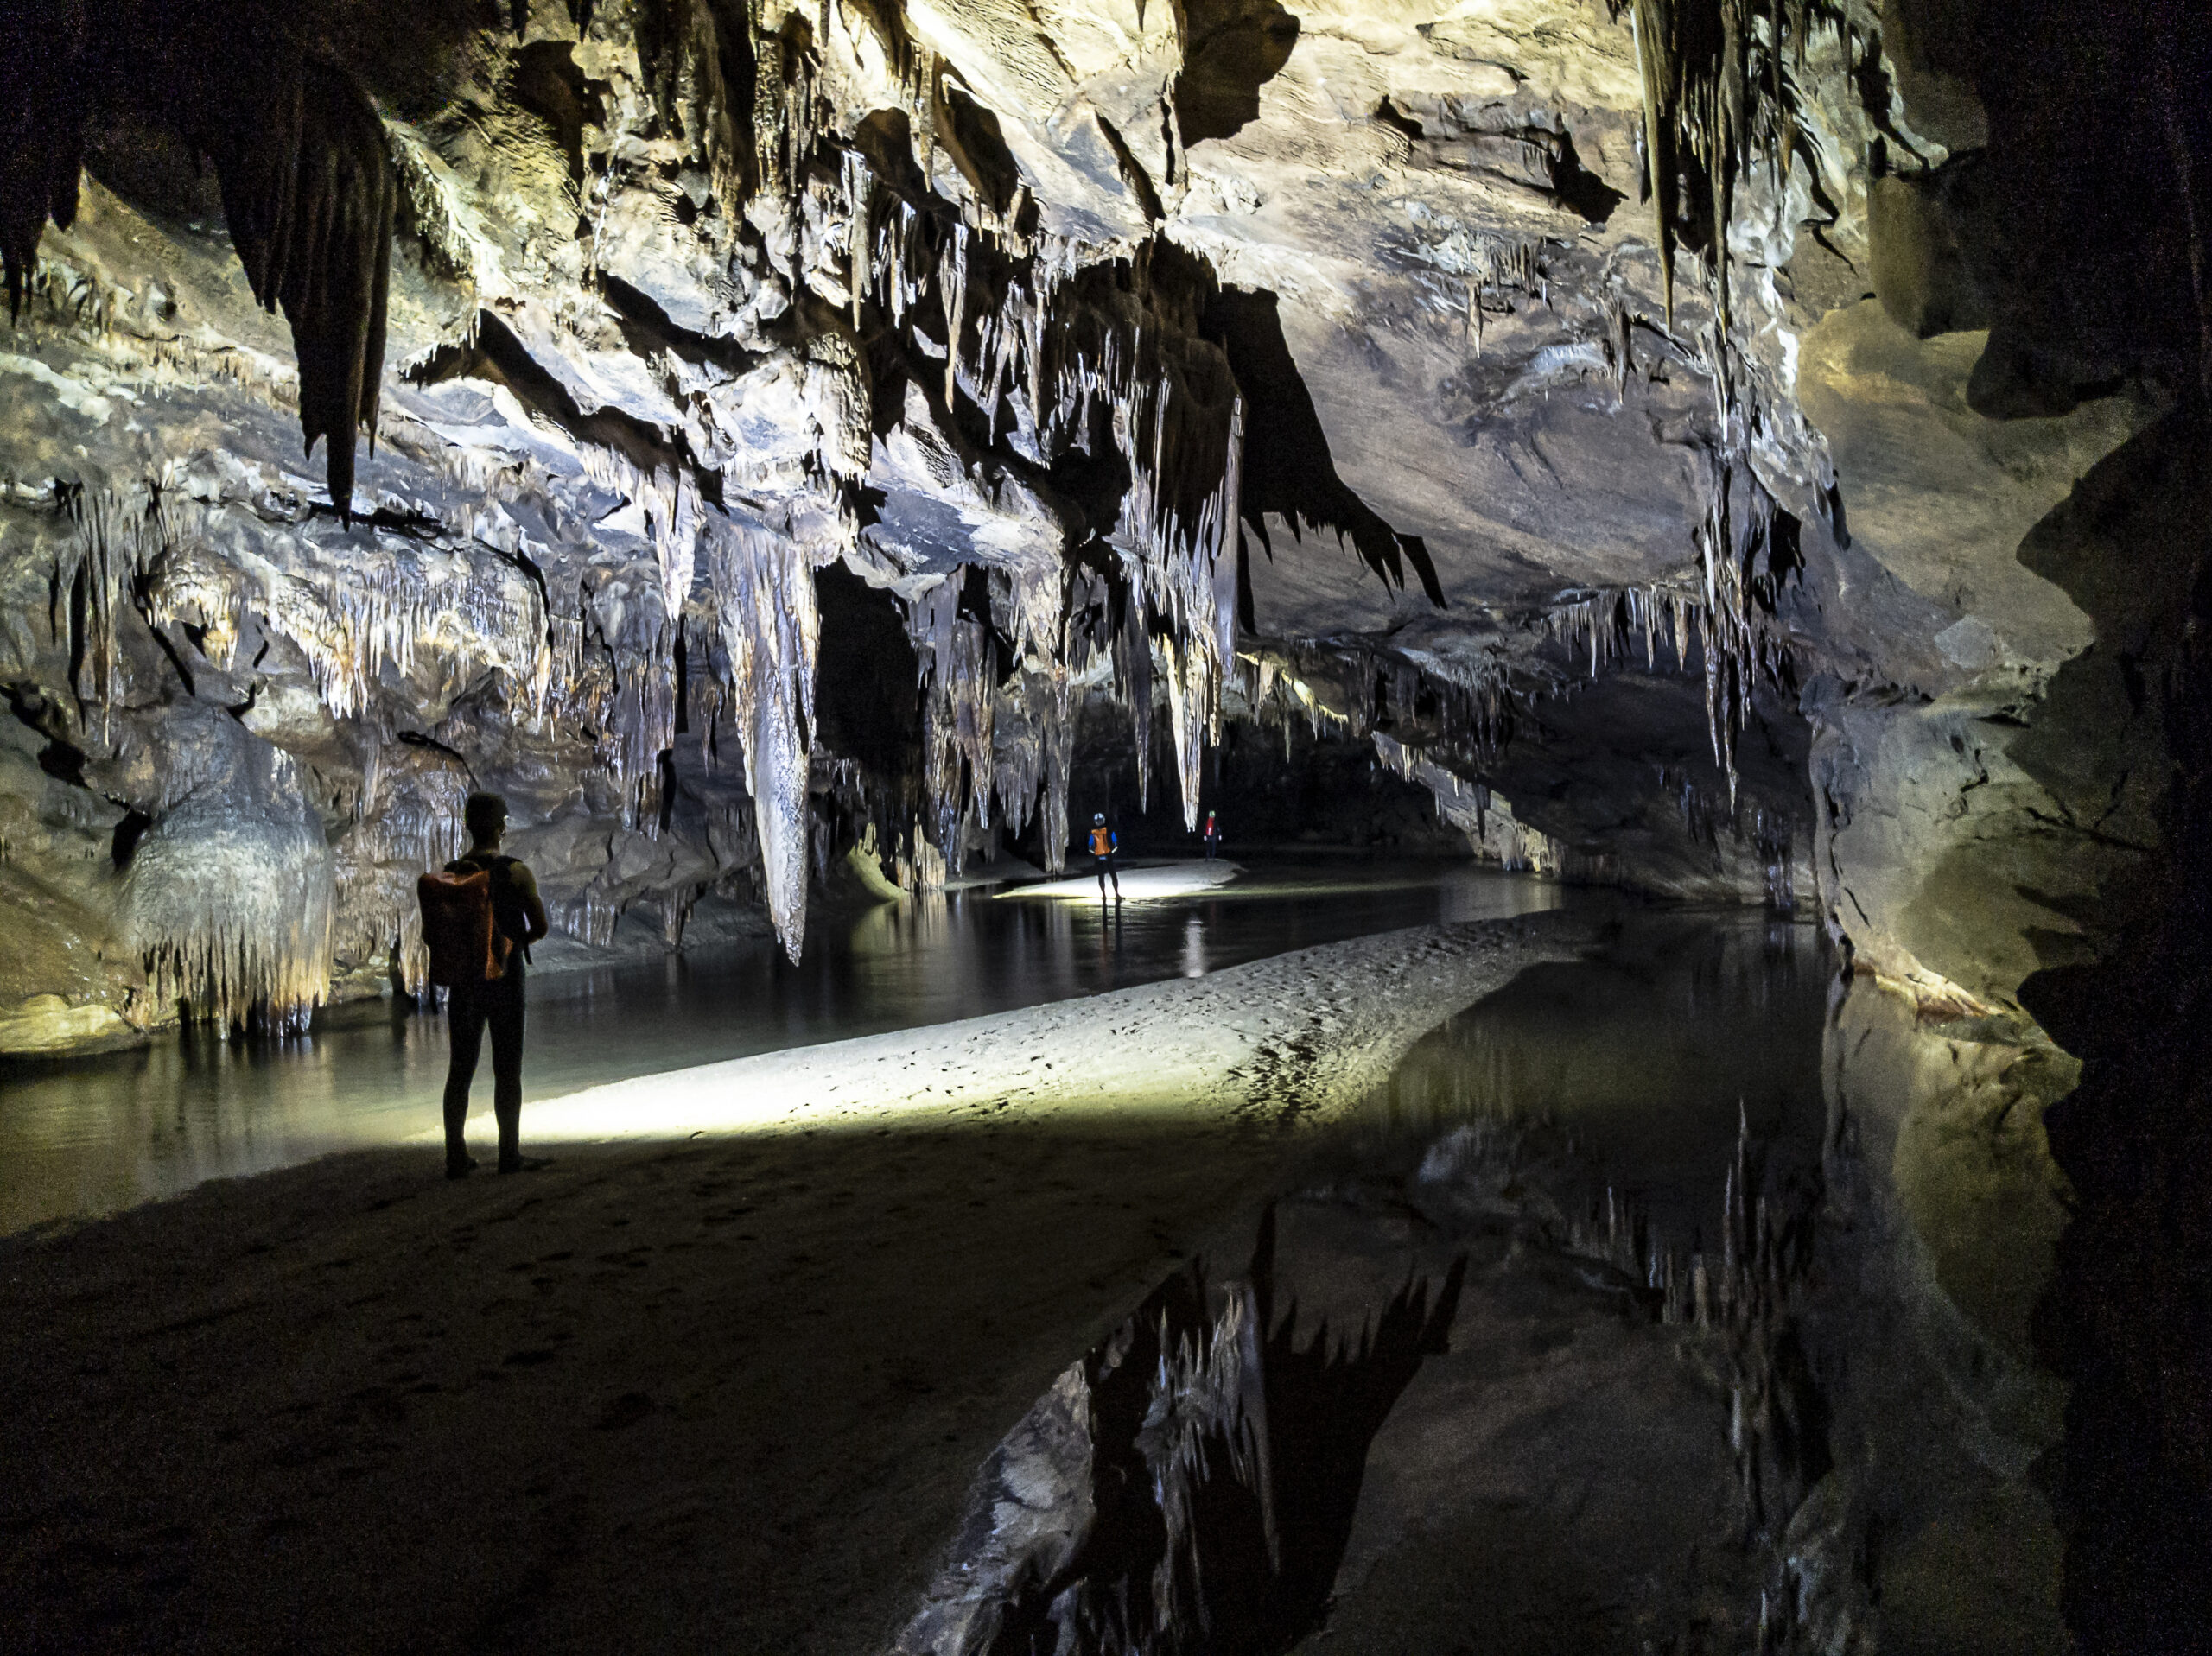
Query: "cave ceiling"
0 0 2200 1044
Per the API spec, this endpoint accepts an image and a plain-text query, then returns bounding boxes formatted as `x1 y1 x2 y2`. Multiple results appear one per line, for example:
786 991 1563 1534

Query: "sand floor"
0 916 1588 1654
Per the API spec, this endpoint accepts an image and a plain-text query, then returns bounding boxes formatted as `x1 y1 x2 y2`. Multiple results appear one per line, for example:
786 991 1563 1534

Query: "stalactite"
216 53 397 522
50 482 186 742
842 148 872 327
906 574 1001 874
911 580 965 869
559 886 627 949
0 3 90 323
704 515 820 963
1113 580 1155 813
1629 0 1681 326
344 753 472 996
1754 808 1796 910
1661 763 1727 853
940 223 969 415
1111 370 1244 828
125 746 335 1033
1038 663 1074 874
1618 0 1822 334
1540 464 1792 805
571 449 703 826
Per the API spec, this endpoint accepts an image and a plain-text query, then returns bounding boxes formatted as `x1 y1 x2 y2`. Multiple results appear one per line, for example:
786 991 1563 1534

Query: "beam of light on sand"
999 859 1242 902
485 1010 1250 1145
421 919 1586 1150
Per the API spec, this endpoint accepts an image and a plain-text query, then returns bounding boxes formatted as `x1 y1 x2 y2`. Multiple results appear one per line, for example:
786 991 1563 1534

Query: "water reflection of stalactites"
894 1208 1463 1656
1325 913 1835 1242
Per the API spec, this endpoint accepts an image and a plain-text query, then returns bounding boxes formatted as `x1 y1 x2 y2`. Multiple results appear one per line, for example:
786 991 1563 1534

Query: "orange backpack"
1089 827 1114 856
417 866 513 988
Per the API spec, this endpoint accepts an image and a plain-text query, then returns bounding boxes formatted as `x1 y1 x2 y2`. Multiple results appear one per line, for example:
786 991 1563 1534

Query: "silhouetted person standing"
444 792 550 1177
1088 813 1122 904
1202 809 1222 860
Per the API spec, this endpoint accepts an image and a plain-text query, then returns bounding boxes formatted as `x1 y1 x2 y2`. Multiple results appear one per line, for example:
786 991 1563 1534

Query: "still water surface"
0 860 1573 1234
1325 908 1835 1242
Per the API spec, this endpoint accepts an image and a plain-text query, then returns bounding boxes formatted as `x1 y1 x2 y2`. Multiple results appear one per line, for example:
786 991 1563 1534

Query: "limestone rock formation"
0 0 2195 1056
2 0 2208 1644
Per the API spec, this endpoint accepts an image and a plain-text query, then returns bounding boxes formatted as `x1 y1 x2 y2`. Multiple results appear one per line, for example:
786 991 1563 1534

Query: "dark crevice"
143 621 193 700
1199 285 1445 607
109 808 154 871
848 109 938 211
1172 0 1300 147
1373 96 1425 144
1093 115 1164 225
1548 129 1624 225
813 562 922 784
511 40 605 192
933 75 1021 218
394 729 476 784
4 682 92 788
916 1207 1461 1653
405 308 707 497
598 270 769 378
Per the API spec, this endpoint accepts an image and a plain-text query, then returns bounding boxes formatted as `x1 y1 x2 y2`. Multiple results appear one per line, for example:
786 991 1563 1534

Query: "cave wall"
0 0 2196 1050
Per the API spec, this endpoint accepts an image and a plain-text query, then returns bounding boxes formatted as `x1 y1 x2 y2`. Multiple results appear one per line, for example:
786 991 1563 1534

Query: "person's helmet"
1093 813 1106 825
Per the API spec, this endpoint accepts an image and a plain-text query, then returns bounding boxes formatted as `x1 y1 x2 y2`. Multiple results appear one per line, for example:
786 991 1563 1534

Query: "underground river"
0 899 2070 1653
0 860 1577 1234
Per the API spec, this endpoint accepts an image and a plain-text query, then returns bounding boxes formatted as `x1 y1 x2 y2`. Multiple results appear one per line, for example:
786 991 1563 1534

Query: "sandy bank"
992 859 1241 904
0 914 1592 1656
507 910 1551 1149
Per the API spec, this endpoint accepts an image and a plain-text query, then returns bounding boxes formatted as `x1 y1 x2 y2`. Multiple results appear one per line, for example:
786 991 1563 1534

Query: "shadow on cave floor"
0 860 1583 1235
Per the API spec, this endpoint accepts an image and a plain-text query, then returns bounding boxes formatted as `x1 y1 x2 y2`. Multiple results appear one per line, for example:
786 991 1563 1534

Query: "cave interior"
1 0 2209 1651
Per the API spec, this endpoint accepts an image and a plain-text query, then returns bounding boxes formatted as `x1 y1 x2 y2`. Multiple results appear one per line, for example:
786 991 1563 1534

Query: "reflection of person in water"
444 792 550 1178
1087 813 1122 904
1202 809 1222 860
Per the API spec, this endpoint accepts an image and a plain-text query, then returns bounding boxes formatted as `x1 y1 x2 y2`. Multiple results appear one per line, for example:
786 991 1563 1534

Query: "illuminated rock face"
0 0 2201 1047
